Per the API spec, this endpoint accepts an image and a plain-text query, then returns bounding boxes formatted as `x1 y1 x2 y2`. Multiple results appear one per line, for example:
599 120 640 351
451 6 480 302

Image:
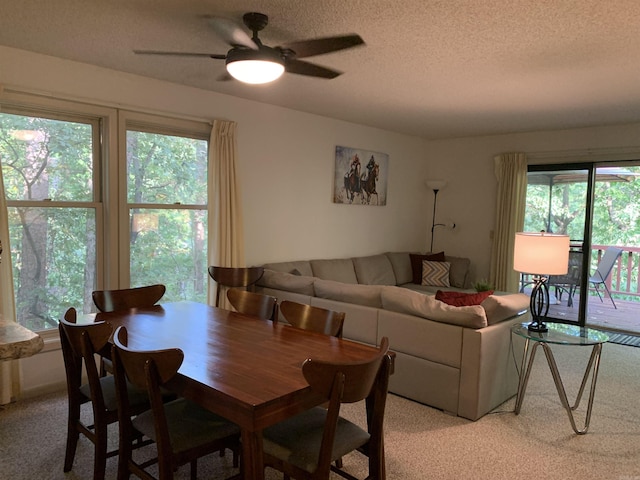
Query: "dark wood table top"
86 301 384 480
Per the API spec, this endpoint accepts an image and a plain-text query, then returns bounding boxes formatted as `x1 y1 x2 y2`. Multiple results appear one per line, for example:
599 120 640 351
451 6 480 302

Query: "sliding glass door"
524 165 591 325
524 162 640 332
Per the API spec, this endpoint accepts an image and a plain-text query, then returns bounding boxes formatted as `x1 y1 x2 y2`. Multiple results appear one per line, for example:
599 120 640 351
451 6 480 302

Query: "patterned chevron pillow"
422 260 451 287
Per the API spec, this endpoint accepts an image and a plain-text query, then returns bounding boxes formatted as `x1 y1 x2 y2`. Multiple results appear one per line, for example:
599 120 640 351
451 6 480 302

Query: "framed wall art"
333 145 388 205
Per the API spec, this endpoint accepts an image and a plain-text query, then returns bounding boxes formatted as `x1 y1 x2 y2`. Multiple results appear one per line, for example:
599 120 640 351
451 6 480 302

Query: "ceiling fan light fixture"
226 47 285 84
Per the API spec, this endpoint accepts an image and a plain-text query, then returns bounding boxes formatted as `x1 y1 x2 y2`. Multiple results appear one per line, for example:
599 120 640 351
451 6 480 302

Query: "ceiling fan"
134 12 365 84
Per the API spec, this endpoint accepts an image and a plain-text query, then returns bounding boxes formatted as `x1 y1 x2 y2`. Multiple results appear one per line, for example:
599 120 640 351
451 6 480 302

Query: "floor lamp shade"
514 232 570 332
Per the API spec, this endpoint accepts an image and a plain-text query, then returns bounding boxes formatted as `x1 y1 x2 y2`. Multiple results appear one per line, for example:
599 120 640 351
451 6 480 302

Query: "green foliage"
524 167 640 304
1 113 209 330
473 279 494 292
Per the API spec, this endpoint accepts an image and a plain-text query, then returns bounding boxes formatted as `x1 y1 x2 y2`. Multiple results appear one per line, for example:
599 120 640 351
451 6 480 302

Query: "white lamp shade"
513 232 570 275
226 60 285 84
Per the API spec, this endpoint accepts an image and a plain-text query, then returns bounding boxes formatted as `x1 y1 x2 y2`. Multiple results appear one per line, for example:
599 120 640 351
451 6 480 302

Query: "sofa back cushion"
445 255 471 288
384 252 414 285
314 279 383 308
257 269 315 296
381 286 487 329
352 254 396 285
262 260 313 277
481 293 529 325
310 258 358 284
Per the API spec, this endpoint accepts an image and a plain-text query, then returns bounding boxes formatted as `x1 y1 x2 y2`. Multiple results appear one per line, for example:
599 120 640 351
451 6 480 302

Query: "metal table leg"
541 342 603 434
514 338 603 435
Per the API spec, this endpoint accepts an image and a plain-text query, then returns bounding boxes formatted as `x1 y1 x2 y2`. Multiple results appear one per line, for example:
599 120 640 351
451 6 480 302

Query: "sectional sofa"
255 252 529 421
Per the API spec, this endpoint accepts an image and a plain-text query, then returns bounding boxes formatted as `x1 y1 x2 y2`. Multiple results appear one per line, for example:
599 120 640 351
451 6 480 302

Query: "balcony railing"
591 244 640 300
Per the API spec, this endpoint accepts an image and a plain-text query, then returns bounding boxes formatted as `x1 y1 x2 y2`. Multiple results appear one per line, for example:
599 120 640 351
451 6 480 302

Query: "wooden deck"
546 293 640 335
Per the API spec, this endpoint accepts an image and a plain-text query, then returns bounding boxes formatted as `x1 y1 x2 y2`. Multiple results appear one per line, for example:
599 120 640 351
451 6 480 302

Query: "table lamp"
513 232 570 332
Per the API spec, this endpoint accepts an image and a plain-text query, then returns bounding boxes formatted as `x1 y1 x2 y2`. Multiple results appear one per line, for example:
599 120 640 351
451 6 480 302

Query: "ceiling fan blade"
285 59 342 79
280 34 364 59
207 16 258 50
134 50 226 59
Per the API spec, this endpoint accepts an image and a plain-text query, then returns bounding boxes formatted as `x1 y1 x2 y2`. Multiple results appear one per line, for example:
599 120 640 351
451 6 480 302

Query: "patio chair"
548 250 582 307
589 247 623 309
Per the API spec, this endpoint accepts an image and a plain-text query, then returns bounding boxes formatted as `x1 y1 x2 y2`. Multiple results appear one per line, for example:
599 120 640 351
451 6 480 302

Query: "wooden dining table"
81 301 386 480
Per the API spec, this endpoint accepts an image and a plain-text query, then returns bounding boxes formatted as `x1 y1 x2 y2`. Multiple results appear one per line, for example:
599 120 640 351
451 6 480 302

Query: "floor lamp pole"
430 189 439 252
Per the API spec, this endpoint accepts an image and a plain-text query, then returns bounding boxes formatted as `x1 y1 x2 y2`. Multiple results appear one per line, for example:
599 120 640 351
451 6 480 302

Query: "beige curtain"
206 120 245 309
489 153 528 293
0 158 20 404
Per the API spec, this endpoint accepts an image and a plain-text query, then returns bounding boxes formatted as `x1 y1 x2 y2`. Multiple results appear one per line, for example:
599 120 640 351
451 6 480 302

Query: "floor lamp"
426 180 455 252
513 232 570 332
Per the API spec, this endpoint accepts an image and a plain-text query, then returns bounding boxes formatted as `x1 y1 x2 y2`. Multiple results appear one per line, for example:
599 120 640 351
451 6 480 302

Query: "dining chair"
279 300 345 338
261 337 391 480
92 284 166 375
111 326 241 480
226 288 278 321
589 246 623 309
59 308 151 480
92 284 166 313
208 266 264 307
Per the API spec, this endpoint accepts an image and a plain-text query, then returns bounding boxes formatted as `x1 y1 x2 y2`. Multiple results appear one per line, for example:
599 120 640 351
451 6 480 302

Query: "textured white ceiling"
2 0 640 139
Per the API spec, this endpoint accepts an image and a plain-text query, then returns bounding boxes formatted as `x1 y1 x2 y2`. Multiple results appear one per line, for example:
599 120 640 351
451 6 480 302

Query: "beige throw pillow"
421 261 451 287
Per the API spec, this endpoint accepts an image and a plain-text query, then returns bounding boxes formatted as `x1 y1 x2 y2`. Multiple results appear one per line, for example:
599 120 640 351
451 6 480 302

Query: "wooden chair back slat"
92 284 166 312
227 289 278 321
280 301 345 338
208 266 264 307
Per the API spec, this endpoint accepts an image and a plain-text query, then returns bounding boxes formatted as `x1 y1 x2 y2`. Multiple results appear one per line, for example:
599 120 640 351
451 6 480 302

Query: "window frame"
116 110 211 289
0 92 212 334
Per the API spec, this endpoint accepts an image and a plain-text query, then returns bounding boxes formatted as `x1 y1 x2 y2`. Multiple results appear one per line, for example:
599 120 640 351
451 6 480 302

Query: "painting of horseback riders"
334 145 388 205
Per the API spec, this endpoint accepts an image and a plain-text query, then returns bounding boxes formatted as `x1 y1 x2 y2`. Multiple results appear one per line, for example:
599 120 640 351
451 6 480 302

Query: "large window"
123 114 209 303
0 109 100 331
0 98 211 332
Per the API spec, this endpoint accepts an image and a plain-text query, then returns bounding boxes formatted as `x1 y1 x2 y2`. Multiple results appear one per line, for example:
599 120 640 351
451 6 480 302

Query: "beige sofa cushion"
481 293 529 325
384 252 414 285
445 255 471 288
262 260 313 277
381 286 487 329
258 269 315 296
310 258 358 284
314 279 383 308
352 254 396 285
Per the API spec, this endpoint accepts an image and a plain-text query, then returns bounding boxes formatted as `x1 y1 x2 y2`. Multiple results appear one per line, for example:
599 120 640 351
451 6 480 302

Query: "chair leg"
94 423 108 480
593 283 604 303
63 402 81 472
190 459 197 480
602 283 618 309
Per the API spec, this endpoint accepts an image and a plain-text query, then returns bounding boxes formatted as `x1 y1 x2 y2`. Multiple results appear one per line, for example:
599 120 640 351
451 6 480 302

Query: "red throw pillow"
435 290 494 307
409 252 445 284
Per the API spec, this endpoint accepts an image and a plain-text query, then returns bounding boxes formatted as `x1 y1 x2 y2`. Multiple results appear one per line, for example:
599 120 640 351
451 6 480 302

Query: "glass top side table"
511 322 609 434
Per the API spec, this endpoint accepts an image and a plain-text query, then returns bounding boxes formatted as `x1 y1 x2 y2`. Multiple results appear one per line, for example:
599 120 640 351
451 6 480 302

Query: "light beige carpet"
2 340 639 479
